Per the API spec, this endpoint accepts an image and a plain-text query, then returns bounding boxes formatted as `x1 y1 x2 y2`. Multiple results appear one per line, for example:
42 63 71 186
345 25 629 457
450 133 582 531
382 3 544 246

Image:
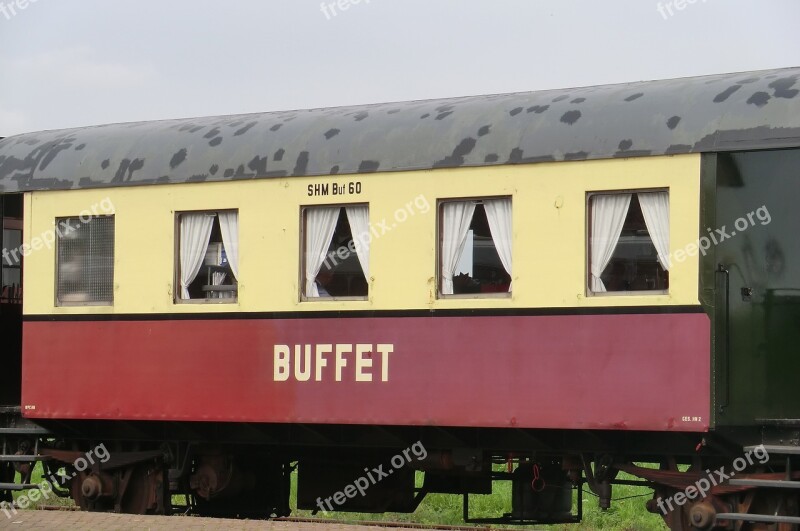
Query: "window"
1 195 23 304
176 210 239 302
439 197 512 297
588 191 669 294
1 227 22 304
56 216 115 305
302 205 369 300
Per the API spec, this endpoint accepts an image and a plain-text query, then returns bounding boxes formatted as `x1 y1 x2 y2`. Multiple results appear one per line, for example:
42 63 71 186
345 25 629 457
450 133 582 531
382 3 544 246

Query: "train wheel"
71 462 169 515
189 456 290 519
118 464 169 515
727 489 800 531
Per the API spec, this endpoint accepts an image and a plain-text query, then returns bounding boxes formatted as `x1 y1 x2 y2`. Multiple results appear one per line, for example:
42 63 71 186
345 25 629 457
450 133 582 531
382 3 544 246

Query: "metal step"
0 427 51 435
0 455 50 463
0 482 40 491
744 444 800 455
717 513 800 525
729 478 800 489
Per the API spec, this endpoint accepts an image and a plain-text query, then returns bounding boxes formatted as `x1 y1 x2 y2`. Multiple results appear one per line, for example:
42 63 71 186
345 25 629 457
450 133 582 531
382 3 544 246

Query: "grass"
287 468 666 530
10 464 666 530
9 463 74 510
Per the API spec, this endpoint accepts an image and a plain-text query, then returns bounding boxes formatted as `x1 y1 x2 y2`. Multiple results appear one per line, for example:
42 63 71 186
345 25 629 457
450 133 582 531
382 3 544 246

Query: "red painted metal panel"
21 313 711 431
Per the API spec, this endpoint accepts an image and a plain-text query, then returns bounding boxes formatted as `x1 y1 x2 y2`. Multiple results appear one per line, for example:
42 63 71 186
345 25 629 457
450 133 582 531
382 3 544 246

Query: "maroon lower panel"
22 312 711 432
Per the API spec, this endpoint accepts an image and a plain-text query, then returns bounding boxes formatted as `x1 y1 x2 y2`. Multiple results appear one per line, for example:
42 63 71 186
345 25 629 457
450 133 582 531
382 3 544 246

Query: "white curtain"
180 213 214 299
305 207 341 297
590 194 631 292
638 192 670 271
345 205 370 280
484 198 513 292
441 201 477 295
218 211 240 280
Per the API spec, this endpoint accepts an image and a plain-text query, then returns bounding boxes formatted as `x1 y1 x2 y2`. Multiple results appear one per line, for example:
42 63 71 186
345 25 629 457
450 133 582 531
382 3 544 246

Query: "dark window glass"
177 212 238 301
445 202 511 295
592 195 668 292
306 207 368 298
1 229 22 303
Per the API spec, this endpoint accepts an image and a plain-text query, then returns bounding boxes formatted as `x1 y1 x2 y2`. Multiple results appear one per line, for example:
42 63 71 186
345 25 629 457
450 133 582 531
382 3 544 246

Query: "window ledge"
174 299 239 305
56 302 114 307
587 289 669 297
438 292 512 300
300 296 369 302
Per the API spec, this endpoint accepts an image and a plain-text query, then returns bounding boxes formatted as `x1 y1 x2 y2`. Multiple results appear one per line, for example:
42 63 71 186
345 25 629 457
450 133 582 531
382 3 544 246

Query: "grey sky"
0 0 798 137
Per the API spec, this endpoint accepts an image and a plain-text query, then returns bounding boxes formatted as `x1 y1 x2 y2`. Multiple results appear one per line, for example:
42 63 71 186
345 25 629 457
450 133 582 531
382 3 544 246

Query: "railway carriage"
1 67 800 530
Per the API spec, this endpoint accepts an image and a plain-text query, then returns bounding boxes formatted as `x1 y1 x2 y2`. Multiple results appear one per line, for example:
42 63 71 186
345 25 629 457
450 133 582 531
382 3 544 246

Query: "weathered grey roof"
1 67 799 193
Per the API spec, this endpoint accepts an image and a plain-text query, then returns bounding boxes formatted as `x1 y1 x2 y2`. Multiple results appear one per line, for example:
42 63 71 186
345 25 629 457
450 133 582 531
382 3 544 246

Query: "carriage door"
0 194 23 406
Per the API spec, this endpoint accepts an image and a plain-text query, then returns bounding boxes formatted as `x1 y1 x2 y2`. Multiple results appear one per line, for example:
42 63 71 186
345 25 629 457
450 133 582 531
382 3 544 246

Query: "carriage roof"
1 67 798 193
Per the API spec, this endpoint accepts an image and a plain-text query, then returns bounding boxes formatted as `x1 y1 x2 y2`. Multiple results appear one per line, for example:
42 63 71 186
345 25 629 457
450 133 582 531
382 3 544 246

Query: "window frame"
585 188 669 297
299 202 370 303
436 195 513 300
54 214 116 307
173 209 239 305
